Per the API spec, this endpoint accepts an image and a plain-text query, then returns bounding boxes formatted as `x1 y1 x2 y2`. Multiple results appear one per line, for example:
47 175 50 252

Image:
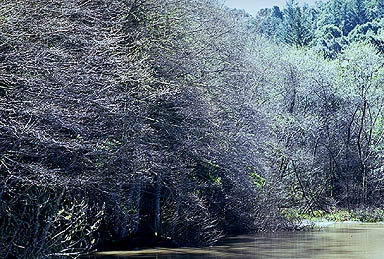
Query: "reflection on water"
92 223 384 259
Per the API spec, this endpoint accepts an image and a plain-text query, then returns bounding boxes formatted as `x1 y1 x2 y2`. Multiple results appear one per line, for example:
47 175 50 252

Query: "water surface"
94 223 384 259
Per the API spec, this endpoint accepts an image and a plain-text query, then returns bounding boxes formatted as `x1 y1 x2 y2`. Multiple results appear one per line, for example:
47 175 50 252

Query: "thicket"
1 0 384 258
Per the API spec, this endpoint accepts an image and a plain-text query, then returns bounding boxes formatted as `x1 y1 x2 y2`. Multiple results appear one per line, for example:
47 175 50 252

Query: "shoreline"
299 219 362 228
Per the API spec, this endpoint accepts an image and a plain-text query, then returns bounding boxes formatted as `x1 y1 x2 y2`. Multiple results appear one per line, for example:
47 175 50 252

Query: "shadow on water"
86 223 384 259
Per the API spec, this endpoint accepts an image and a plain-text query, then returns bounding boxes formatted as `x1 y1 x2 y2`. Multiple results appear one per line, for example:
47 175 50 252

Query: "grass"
282 208 384 223
351 208 384 223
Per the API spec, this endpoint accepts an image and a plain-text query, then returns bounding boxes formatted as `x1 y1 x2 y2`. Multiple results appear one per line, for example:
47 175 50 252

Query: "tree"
343 0 368 35
254 7 284 39
315 0 347 31
281 0 313 47
379 0 384 18
335 43 384 205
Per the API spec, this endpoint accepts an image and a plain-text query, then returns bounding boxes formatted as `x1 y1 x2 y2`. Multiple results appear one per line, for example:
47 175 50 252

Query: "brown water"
94 223 384 259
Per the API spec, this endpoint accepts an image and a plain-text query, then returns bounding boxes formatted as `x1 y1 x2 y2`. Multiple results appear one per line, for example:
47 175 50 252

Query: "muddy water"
94 223 384 258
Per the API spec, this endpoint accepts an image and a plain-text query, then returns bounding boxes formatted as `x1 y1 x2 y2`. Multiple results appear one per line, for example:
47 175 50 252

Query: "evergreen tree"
332 0 347 28
272 5 283 19
255 6 284 38
281 0 313 47
315 0 346 30
378 0 384 18
343 0 368 35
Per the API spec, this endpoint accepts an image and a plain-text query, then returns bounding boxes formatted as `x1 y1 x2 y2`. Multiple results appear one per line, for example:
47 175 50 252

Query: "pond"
92 223 384 259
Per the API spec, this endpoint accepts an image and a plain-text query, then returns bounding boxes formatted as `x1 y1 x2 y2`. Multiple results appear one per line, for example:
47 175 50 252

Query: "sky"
224 0 323 15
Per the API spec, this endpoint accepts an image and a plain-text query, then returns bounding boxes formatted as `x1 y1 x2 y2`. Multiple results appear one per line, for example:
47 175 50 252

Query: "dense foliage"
1 0 384 258
255 0 384 57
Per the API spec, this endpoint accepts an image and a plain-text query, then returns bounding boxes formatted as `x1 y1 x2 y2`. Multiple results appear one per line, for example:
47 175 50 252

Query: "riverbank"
283 208 384 229
90 222 384 258
94 208 384 253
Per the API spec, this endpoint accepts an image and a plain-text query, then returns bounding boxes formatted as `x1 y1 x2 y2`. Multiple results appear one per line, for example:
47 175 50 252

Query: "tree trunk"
154 172 161 236
357 100 367 204
133 180 142 234
171 200 179 236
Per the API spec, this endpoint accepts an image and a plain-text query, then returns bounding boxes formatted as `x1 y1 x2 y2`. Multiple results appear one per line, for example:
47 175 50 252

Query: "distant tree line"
254 0 384 58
